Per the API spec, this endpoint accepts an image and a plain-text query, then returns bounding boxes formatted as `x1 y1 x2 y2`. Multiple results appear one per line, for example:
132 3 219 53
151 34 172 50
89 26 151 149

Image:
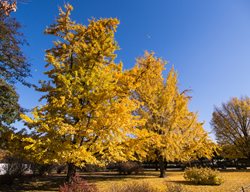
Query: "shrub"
184 167 223 185
59 174 98 192
81 164 106 172
108 181 157 192
30 164 56 176
116 161 143 175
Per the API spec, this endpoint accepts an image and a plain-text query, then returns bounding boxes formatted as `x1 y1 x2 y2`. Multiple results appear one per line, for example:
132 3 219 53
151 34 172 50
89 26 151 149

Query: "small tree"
211 97 250 159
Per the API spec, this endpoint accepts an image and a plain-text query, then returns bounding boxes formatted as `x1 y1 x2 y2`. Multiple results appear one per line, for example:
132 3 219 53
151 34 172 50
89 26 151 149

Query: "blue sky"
13 0 250 139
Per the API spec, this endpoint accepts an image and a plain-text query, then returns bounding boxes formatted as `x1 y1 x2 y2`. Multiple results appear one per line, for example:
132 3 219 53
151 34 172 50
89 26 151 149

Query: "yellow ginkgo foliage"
21 4 143 182
132 52 216 178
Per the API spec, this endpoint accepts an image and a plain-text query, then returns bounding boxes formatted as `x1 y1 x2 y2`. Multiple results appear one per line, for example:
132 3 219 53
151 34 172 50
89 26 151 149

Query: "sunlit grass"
86 170 250 192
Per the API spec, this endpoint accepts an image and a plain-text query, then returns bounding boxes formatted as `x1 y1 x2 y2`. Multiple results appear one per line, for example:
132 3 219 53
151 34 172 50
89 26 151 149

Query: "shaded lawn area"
1 170 250 192
0 174 65 192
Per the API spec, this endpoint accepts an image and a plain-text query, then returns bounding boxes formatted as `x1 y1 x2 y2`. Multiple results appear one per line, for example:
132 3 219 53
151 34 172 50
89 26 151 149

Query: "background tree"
0 0 30 85
211 97 250 159
21 5 144 182
0 0 30 137
132 52 215 178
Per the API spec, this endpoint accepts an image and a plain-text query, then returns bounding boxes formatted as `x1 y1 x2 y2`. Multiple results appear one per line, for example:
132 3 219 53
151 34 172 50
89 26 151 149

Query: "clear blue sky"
13 0 250 139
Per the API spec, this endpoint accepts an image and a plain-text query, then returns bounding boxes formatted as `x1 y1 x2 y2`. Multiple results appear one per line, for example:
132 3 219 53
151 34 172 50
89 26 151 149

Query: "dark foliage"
57 164 67 174
0 7 30 86
0 174 16 185
0 0 31 140
30 164 56 176
0 79 20 130
116 161 143 175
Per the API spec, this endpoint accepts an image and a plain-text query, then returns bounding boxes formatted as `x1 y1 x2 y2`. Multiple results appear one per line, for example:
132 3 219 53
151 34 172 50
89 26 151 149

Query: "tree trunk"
155 162 159 171
66 163 77 183
159 156 166 178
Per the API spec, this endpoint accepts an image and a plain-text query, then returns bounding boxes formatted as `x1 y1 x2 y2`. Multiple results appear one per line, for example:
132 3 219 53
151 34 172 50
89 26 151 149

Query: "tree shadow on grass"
219 169 250 173
0 175 65 192
0 172 162 191
80 171 160 183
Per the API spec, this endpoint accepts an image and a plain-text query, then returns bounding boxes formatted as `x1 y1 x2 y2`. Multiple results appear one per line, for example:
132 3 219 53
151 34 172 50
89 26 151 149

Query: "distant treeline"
142 158 250 170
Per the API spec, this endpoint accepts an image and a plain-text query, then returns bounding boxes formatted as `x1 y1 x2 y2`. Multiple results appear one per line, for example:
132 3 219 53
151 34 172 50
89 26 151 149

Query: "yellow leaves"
22 137 35 143
66 146 98 167
24 144 35 151
20 113 33 124
61 43 67 49
45 53 55 65
133 52 215 162
60 3 73 14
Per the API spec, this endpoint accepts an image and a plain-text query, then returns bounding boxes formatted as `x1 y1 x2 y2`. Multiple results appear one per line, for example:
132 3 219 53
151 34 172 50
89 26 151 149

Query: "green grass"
1 170 250 192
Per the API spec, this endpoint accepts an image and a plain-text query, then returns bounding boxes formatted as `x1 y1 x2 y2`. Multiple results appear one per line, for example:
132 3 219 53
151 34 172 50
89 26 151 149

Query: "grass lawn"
1 170 250 192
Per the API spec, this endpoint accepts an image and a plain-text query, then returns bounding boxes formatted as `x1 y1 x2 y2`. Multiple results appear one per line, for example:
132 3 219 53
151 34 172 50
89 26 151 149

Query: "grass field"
1 170 250 192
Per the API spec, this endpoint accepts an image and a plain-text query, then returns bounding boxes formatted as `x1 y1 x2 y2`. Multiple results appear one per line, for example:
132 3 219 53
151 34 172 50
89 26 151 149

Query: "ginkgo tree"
21 4 144 182
132 52 216 178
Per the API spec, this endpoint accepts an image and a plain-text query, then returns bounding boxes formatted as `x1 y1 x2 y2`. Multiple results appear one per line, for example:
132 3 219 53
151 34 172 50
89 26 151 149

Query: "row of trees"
0 2 249 183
